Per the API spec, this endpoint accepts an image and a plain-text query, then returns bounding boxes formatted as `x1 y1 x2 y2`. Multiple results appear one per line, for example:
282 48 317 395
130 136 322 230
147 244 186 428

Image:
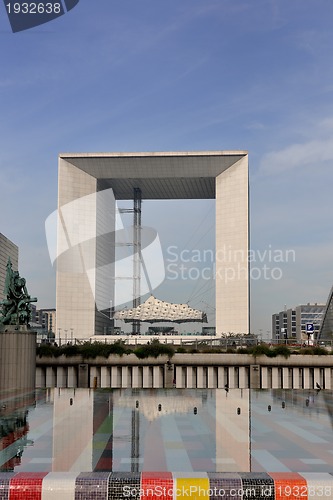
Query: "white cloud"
259 137 333 176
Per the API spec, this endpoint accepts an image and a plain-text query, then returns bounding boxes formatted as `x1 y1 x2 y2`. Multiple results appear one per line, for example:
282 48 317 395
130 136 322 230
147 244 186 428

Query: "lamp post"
58 328 61 346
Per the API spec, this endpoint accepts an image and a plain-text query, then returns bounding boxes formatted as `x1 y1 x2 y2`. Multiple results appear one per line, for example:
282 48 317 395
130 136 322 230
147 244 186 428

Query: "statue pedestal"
0 326 36 394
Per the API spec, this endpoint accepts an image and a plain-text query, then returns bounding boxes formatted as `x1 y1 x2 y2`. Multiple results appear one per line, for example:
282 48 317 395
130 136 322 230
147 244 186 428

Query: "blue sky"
1 0 333 337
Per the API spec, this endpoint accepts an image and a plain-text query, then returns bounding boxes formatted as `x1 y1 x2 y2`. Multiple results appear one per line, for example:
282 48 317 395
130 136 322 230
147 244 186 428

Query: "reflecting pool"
0 388 333 473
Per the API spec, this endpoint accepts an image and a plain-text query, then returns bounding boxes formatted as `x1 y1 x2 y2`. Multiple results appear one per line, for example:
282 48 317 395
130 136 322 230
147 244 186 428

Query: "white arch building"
55 151 249 339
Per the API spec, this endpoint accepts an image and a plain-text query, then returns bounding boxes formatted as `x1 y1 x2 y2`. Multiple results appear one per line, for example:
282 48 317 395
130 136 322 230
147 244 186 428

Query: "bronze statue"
0 258 37 326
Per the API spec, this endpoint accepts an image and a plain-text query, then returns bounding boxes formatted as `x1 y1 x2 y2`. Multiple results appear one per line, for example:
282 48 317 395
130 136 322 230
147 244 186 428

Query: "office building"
272 303 325 343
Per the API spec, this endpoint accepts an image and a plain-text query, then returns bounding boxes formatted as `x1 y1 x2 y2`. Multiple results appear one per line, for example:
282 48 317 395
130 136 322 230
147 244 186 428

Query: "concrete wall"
36 353 333 390
0 329 36 393
216 156 249 335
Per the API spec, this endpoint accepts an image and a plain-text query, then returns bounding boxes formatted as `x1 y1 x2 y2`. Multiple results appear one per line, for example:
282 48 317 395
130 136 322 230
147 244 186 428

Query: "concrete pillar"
267 368 273 388
217 366 226 388
324 368 332 389
303 368 310 389
298 368 304 388
121 366 130 388
313 368 321 389
143 366 153 388
132 366 140 388
186 367 195 388
153 366 163 388
272 367 279 389
292 368 300 389
164 362 174 388
35 367 45 388
35 366 45 388
56 367 67 388
208 367 217 388
197 367 205 388
282 367 289 389
111 366 121 388
250 365 260 389
90 366 99 388
101 366 111 388
261 367 269 389
67 366 77 388
46 367 56 387
228 367 236 389
239 367 248 388
175 366 184 388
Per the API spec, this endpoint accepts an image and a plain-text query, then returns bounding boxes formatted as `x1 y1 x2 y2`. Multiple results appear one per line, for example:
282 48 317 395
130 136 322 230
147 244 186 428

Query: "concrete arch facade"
55 151 249 339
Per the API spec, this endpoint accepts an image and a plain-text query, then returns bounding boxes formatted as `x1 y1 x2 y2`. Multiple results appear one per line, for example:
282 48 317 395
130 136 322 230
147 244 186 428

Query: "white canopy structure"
113 296 207 323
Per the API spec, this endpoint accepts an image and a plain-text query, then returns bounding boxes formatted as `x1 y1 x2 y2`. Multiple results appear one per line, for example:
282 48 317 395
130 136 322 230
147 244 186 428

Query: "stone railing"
36 354 333 390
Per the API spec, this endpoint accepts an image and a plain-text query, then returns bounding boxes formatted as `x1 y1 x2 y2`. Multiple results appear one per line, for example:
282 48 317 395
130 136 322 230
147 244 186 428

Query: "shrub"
237 347 251 354
79 340 129 358
311 346 328 355
272 345 291 359
108 340 130 356
299 347 313 355
36 344 60 358
61 344 80 357
299 346 328 356
134 340 175 359
251 344 272 357
37 340 132 359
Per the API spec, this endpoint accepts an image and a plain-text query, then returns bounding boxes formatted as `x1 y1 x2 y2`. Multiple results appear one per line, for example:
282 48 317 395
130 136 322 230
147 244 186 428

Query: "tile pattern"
0 471 333 498
108 472 140 500
240 472 274 500
269 472 308 500
0 473 16 500
141 472 173 500
75 472 110 500
41 472 77 500
173 473 209 500
8 472 47 500
208 472 242 500
302 473 333 498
